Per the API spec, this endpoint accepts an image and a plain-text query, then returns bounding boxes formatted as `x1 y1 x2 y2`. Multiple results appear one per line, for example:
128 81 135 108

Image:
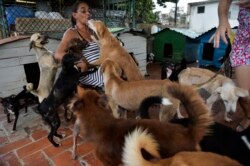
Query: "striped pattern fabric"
79 42 104 87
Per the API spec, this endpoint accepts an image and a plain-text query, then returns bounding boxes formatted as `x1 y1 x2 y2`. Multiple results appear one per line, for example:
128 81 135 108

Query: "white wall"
188 1 239 33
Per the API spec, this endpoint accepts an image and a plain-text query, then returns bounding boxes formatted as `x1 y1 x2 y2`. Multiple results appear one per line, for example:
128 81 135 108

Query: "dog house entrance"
24 63 40 89
202 43 214 61
164 43 173 58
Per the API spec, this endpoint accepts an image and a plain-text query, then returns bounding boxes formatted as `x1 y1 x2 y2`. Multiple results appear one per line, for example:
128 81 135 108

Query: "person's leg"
235 65 250 132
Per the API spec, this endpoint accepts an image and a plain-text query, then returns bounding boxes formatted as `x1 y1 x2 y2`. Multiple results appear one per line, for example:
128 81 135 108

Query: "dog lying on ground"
38 38 92 147
69 81 213 166
101 59 183 120
178 67 249 122
27 33 59 103
138 96 250 166
122 127 242 166
1 86 38 132
87 19 144 81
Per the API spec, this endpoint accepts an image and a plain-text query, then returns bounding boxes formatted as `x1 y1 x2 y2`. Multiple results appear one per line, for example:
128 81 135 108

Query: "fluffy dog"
69 81 213 166
38 38 90 147
87 19 144 81
27 33 59 103
1 86 38 132
101 59 182 120
122 127 242 166
178 67 249 122
139 96 250 165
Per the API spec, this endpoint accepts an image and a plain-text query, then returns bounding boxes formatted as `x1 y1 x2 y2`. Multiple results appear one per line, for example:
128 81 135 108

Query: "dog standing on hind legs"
27 33 59 103
38 38 92 147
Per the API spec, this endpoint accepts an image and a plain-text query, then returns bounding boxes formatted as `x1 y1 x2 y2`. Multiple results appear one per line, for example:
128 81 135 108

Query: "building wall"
188 1 239 33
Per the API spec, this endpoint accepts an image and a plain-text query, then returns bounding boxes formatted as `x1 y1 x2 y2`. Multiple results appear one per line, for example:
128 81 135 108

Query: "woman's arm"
210 0 233 48
54 29 77 61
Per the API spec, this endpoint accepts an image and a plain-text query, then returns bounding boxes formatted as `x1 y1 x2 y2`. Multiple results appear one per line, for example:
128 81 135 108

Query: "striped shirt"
79 42 104 87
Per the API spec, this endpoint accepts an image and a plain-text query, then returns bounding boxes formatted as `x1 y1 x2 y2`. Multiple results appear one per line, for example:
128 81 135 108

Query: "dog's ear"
215 87 222 94
234 87 249 97
72 99 85 112
98 94 110 110
29 41 35 51
76 85 86 98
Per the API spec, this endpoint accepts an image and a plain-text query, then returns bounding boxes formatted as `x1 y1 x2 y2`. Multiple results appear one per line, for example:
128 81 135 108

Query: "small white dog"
178 67 249 122
26 33 59 103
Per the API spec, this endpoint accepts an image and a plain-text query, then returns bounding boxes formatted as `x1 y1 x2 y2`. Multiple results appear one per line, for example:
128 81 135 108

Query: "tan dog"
122 127 242 166
178 67 249 122
87 19 144 81
101 59 183 120
26 33 58 103
70 83 212 166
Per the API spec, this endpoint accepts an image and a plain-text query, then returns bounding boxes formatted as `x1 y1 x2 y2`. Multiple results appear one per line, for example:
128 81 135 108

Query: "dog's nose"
228 111 234 115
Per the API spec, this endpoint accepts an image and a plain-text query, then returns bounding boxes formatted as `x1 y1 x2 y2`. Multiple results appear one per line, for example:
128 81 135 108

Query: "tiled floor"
0 62 245 166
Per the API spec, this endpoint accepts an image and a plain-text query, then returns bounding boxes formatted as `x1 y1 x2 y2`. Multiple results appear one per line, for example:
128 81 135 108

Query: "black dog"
161 58 187 81
1 86 38 131
38 38 95 147
139 96 250 166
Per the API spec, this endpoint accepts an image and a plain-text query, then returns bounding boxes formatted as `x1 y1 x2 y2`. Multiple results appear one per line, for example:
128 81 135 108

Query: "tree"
135 0 159 23
157 0 179 26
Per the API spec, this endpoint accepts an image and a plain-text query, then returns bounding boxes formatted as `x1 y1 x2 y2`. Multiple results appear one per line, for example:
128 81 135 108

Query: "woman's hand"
209 20 232 48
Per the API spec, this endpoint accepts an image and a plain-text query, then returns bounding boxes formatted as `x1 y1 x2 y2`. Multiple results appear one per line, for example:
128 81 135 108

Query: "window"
197 6 205 14
202 43 214 61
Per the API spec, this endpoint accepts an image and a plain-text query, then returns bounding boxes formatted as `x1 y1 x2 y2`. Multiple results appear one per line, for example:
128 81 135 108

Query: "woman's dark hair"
71 0 90 27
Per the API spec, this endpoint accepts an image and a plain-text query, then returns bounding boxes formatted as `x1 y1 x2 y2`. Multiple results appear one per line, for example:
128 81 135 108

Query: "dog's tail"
167 82 213 143
122 127 161 166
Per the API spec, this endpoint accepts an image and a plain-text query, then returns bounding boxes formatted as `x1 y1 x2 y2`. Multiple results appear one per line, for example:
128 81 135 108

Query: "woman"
55 0 103 90
210 0 250 132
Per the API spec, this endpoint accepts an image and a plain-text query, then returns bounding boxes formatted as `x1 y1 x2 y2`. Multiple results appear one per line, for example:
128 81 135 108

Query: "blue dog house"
196 27 228 68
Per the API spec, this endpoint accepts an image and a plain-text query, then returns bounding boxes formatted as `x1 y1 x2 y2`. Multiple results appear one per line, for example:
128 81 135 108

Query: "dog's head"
69 89 111 117
29 33 49 50
67 38 89 55
100 59 123 77
87 19 109 41
215 81 249 114
1 95 16 115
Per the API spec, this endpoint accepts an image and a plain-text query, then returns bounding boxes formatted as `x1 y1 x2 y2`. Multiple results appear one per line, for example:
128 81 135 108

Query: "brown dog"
27 33 59 103
87 19 144 81
69 81 213 166
122 127 242 166
101 59 183 120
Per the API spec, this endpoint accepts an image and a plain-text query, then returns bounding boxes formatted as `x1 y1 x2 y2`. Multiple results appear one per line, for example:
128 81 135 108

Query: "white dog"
178 67 249 122
26 33 59 103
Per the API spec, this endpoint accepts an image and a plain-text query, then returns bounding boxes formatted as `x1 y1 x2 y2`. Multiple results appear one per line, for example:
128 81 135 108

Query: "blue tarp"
5 6 34 25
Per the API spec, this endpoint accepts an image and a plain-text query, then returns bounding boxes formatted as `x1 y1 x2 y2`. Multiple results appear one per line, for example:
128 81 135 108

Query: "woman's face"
72 2 91 25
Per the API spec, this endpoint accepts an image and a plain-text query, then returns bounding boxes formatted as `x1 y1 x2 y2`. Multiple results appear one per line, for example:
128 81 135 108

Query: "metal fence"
0 0 130 39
